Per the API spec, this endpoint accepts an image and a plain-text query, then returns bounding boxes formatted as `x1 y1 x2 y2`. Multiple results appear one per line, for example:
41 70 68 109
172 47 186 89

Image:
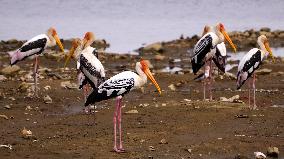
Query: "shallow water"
0 0 284 53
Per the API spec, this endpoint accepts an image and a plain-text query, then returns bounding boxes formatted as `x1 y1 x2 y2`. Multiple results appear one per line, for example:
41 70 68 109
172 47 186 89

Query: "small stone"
21 127 33 139
256 68 272 75
43 95 52 104
125 110 138 114
168 84 176 91
148 146 155 151
267 146 279 157
161 103 167 106
159 138 168 144
0 75 7 82
25 105 32 111
60 81 78 89
18 82 31 92
254 152 266 159
0 114 9 120
187 148 192 153
1 65 20 75
44 85 51 90
4 105 11 109
8 97 15 101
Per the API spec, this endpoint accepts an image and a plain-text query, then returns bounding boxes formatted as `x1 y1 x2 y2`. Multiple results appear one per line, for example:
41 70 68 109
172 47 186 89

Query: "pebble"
159 138 168 144
4 105 11 109
43 95 52 104
0 114 9 120
125 110 138 114
161 103 167 106
60 81 78 89
0 75 7 82
255 68 272 75
168 84 176 91
254 152 266 159
1 65 20 75
148 146 155 151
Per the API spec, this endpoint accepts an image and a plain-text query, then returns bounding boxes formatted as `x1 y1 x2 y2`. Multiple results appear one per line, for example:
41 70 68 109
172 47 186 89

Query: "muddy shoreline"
0 28 283 159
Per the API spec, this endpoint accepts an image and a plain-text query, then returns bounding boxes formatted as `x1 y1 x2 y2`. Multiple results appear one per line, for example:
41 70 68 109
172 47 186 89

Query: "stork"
237 35 274 109
85 59 161 152
8 27 64 97
191 23 236 100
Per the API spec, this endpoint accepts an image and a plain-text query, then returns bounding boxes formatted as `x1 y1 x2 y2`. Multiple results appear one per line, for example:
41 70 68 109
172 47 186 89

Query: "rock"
43 95 52 104
254 152 266 159
256 68 272 75
272 71 284 76
1 65 20 75
234 154 250 159
267 147 279 157
44 85 51 91
168 84 176 91
125 110 138 114
0 75 7 82
220 95 243 103
60 81 78 89
154 54 165 61
4 105 11 109
8 97 15 101
161 103 167 106
143 42 162 52
159 138 168 144
148 146 155 151
260 27 271 32
25 105 32 111
21 127 33 139
0 144 12 150
187 148 192 154
0 114 9 120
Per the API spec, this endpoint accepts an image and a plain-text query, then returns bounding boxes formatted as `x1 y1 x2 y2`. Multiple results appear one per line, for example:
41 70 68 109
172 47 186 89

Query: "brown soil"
0 45 283 159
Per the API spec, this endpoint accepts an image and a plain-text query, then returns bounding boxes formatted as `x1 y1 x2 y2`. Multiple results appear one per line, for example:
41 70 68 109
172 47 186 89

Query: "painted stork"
237 35 274 109
65 32 106 107
85 59 161 152
191 23 236 100
199 25 227 100
8 27 64 97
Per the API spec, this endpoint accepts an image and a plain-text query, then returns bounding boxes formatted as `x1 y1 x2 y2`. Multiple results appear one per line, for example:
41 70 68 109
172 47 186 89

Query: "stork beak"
221 30 237 53
54 34 65 52
264 41 275 62
64 44 76 68
143 68 161 95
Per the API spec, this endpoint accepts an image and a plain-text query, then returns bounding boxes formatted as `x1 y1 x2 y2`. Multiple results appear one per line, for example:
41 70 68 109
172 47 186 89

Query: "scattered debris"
43 95 52 104
44 85 51 91
267 147 279 158
0 144 12 150
25 105 32 111
186 148 192 154
235 114 249 118
0 114 8 120
254 152 266 159
168 84 176 91
60 81 78 89
159 138 168 144
18 82 32 92
125 110 138 114
148 146 155 151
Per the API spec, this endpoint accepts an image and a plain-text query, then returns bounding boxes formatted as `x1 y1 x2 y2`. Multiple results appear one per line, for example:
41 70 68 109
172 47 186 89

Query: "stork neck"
136 63 147 87
46 34 56 47
214 27 224 42
257 39 267 54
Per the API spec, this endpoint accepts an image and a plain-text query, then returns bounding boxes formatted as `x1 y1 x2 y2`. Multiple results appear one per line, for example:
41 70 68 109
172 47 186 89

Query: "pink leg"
117 96 125 151
248 78 251 109
203 66 206 100
113 97 124 153
34 56 39 97
253 73 256 109
209 60 213 101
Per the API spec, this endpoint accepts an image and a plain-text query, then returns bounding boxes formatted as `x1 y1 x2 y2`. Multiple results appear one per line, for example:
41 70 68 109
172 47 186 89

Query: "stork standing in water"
65 32 106 108
8 27 64 97
191 23 236 100
237 35 274 109
85 59 161 153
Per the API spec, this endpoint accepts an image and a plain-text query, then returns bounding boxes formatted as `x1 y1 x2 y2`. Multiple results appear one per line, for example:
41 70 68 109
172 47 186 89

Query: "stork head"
202 25 211 36
258 35 275 62
216 23 237 53
140 59 161 95
64 38 82 68
82 32 95 49
47 27 64 52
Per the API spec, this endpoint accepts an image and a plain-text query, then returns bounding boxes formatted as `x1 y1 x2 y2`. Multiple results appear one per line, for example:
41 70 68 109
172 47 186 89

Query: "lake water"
0 0 284 53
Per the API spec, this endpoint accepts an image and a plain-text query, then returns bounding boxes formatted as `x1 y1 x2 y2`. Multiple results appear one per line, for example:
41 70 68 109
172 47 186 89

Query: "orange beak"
53 34 65 52
264 41 275 63
64 44 76 68
221 30 237 53
143 68 161 95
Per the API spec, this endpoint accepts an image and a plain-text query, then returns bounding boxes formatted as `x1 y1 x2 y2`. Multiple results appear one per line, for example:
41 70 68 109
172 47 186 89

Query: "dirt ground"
0 51 283 159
